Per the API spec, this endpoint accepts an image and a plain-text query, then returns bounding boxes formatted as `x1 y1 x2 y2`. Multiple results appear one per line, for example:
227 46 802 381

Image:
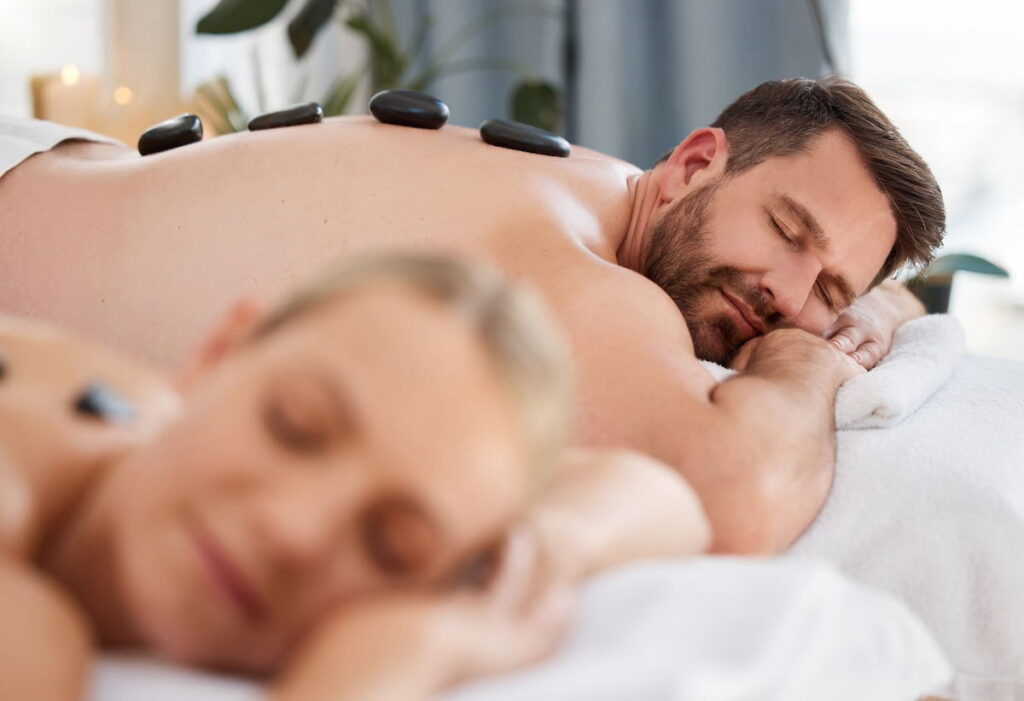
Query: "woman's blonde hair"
251 253 573 484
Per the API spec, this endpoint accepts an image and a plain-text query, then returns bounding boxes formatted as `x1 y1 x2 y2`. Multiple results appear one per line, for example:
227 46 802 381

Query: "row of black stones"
0 351 134 422
137 90 569 158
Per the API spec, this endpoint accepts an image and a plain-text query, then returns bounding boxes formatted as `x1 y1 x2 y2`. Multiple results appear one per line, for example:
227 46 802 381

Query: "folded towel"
700 314 965 430
835 314 964 429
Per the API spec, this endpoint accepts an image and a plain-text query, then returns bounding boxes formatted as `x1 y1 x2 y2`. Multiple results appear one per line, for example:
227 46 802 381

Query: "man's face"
643 129 898 365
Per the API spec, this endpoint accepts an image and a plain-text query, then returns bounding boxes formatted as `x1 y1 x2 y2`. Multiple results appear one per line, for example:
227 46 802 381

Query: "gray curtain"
390 0 846 166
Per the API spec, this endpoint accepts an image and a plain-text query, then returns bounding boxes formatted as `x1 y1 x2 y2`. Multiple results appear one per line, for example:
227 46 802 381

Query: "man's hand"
730 327 865 388
272 530 572 701
823 281 926 369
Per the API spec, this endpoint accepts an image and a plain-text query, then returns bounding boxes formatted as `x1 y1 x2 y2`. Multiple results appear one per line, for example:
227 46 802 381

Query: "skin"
36 284 536 670
0 118 922 552
0 290 708 698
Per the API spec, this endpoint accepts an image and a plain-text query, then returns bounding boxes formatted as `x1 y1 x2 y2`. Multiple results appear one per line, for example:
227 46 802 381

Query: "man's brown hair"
662 77 945 284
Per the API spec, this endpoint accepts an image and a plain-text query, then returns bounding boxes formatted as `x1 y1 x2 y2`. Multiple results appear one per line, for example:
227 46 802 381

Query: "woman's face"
109 284 531 672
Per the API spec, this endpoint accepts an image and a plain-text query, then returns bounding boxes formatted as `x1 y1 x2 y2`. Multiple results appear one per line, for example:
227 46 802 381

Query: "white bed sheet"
93 558 950 701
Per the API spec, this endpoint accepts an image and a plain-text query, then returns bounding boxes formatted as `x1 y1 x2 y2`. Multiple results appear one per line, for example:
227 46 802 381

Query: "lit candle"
30 64 102 130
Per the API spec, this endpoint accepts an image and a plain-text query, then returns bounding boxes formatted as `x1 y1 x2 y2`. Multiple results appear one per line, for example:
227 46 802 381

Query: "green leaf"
510 79 562 133
346 10 407 90
287 0 338 59
196 75 249 132
196 0 290 34
924 253 1010 278
322 69 363 115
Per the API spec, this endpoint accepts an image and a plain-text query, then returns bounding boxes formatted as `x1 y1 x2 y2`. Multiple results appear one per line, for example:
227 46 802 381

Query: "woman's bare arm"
0 557 93 700
528 448 711 583
271 532 570 701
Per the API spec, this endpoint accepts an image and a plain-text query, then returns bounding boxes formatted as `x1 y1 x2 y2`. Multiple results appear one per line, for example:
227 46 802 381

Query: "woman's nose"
248 468 368 574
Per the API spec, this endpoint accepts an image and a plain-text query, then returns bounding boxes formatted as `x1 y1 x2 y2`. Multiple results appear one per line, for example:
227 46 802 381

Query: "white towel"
791 352 1024 700
0 116 120 179
448 558 950 701
700 314 1024 697
835 315 965 429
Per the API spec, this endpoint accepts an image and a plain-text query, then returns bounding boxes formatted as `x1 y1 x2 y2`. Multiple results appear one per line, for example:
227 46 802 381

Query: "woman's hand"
272 529 573 701
823 281 926 369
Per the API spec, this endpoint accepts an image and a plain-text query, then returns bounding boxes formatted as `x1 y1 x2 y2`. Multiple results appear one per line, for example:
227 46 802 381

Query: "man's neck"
617 168 662 273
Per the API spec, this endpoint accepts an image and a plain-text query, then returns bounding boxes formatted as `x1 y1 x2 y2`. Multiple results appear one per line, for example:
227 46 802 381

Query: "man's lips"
721 289 766 335
194 530 267 621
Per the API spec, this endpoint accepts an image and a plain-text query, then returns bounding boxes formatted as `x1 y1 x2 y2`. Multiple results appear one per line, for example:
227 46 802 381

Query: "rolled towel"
834 314 964 429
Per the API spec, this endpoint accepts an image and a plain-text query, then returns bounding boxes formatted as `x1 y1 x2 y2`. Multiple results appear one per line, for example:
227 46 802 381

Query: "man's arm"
704 328 862 553
565 276 862 557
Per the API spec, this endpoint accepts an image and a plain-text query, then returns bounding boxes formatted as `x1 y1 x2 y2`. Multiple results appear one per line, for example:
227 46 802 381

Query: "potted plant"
194 0 564 133
907 253 1010 313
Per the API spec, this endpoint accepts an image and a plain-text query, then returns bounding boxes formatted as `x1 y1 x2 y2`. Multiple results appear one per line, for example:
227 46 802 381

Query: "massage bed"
94 315 1021 700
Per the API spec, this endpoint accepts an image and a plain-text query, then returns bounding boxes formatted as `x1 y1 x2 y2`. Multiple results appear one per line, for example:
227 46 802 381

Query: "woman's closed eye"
264 394 330 453
263 371 356 454
361 499 439 578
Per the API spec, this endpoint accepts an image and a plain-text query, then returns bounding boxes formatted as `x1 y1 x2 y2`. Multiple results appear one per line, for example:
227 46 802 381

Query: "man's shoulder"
552 260 695 353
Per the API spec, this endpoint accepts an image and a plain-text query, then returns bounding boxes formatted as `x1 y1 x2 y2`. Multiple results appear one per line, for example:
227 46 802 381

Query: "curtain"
389 0 846 166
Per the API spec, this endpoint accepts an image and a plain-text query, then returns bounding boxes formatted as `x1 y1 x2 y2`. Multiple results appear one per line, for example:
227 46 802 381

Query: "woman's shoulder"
0 313 179 558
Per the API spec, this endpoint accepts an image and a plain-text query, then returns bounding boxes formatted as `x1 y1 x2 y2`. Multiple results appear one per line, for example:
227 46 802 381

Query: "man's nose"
759 253 821 320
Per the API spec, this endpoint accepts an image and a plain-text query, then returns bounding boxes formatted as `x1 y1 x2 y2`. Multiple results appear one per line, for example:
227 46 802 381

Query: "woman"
0 253 709 700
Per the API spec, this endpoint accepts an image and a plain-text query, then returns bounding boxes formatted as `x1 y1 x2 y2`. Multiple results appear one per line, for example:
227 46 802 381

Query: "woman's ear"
658 127 729 201
175 298 265 392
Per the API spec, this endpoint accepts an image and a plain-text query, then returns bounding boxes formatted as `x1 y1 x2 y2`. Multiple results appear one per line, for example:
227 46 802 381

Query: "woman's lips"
721 289 765 336
194 530 267 621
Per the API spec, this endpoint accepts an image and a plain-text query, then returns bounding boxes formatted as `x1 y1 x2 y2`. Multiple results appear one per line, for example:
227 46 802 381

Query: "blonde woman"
0 254 707 700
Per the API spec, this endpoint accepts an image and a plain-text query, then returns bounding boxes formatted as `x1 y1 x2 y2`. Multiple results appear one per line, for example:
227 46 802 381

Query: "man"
0 77 944 554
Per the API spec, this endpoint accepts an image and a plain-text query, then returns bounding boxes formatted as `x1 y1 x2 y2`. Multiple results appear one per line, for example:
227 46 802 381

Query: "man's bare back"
0 117 700 445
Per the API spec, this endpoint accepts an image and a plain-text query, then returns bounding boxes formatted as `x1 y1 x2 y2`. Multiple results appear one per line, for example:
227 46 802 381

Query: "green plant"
907 253 1010 314
195 0 564 132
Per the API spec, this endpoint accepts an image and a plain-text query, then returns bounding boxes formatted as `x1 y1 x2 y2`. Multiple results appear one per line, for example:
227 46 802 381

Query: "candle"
30 65 102 130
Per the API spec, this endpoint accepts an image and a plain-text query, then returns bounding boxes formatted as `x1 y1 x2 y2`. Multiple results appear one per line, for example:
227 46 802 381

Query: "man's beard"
641 181 777 365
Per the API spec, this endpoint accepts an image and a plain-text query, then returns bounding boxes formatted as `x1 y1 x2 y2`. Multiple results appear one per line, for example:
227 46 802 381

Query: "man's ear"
658 127 728 201
175 298 265 392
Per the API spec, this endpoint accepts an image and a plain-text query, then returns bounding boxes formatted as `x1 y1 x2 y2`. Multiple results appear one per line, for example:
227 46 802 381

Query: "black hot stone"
73 382 136 423
369 90 449 129
248 102 324 131
138 114 203 156
0 349 5 381
478 119 570 158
